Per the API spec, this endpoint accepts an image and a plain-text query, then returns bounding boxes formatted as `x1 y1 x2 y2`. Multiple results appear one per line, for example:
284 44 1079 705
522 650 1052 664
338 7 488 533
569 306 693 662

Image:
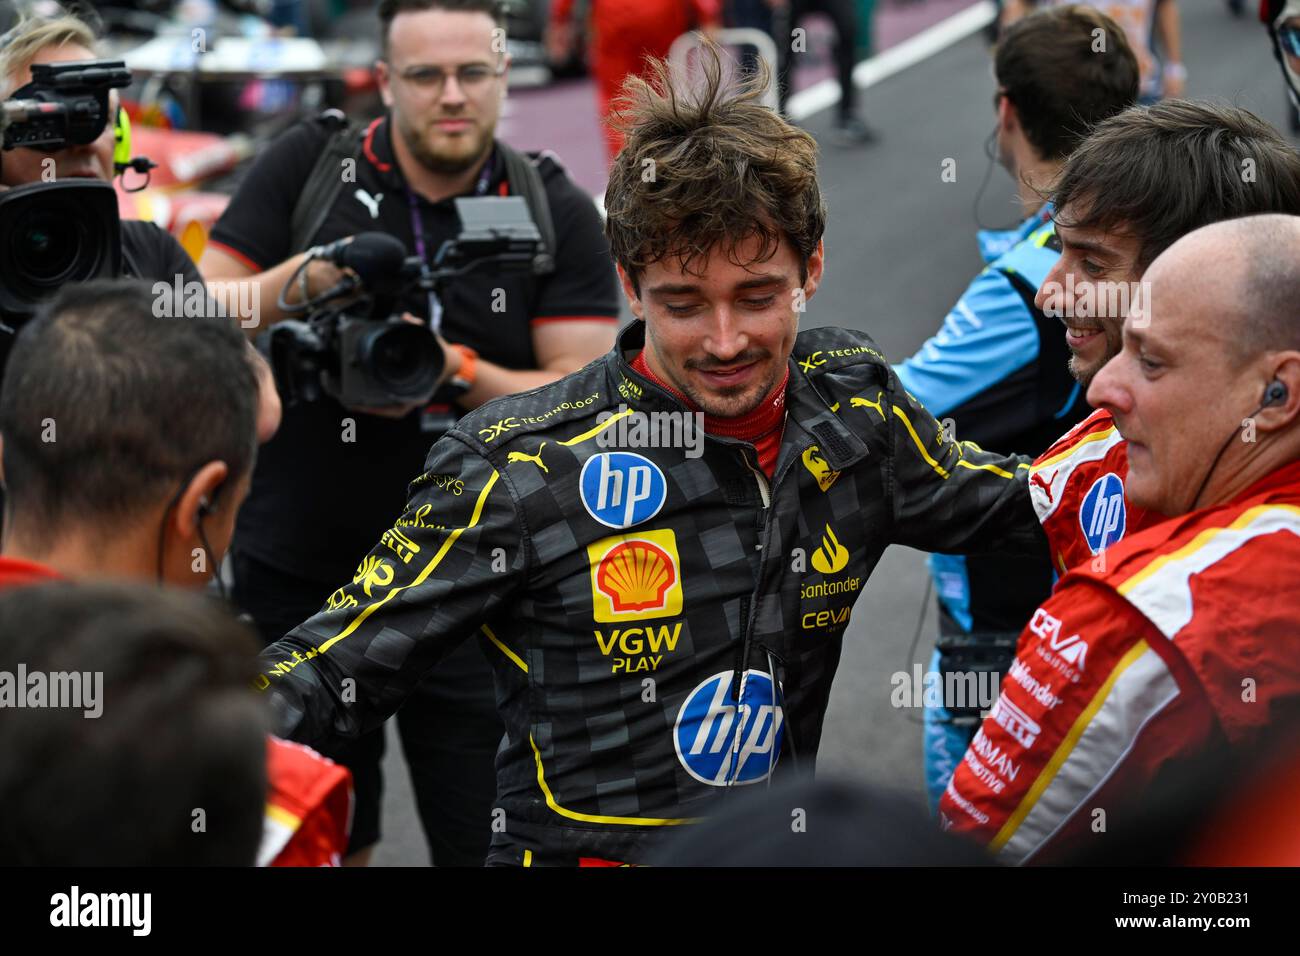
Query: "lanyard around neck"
405 150 496 333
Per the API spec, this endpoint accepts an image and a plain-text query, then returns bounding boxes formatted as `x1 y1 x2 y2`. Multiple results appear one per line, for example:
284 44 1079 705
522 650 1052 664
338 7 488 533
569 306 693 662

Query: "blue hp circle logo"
674 670 785 786
1080 472 1126 554
580 452 667 529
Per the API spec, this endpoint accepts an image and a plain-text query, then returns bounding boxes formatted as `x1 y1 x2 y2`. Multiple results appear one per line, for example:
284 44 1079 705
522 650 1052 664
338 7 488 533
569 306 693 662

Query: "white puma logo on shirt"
355 189 383 219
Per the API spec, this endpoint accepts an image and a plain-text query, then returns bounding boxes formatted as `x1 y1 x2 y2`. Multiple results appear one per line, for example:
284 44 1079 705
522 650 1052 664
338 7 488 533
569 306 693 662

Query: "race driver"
256 48 1047 867
1025 100 1300 573
939 215 1300 863
895 5 1137 812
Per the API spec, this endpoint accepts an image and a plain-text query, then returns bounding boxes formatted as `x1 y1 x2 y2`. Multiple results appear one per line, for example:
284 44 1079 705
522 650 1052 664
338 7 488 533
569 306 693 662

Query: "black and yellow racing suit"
258 322 1045 865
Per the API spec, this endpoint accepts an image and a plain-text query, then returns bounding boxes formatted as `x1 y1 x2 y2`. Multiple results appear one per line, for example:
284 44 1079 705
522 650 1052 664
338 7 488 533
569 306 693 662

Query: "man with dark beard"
1025 101 1300 575
201 0 621 866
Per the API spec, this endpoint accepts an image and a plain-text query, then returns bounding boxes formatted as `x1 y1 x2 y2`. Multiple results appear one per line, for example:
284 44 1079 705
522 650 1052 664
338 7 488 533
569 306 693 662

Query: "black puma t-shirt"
208 114 620 582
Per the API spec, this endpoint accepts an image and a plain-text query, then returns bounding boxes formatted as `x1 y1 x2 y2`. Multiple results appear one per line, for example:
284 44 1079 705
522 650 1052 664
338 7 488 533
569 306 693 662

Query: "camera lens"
12 207 82 285
0 181 121 323
356 322 443 401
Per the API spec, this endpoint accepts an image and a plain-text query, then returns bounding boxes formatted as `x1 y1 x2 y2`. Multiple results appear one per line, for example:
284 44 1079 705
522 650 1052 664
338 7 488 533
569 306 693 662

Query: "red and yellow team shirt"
940 461 1300 863
1028 408 1159 575
260 737 353 867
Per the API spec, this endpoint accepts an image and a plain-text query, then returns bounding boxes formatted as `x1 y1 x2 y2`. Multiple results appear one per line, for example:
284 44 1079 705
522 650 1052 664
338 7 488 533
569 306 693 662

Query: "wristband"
447 344 479 397
1163 62 1187 82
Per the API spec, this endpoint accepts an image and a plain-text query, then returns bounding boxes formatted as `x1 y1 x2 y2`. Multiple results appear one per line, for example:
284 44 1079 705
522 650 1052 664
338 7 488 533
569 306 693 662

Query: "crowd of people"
0 0 1299 869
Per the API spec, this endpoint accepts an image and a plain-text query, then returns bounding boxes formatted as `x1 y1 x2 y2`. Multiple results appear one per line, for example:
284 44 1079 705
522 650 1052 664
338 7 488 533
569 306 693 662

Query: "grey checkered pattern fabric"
260 322 1046 864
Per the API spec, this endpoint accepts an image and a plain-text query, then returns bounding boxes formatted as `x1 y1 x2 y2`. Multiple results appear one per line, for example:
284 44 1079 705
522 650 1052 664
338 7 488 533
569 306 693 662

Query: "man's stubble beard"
1069 321 1125 395
1068 354 1097 392
675 353 784 419
399 112 494 176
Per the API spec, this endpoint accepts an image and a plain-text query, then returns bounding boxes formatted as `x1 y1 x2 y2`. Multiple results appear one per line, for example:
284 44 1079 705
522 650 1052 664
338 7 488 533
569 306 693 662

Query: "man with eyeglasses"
201 0 621 867
1263 0 1300 115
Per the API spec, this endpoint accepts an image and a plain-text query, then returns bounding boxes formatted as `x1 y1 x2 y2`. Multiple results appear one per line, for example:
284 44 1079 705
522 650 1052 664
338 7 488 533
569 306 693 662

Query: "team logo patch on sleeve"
1080 473 1127 554
580 452 667 529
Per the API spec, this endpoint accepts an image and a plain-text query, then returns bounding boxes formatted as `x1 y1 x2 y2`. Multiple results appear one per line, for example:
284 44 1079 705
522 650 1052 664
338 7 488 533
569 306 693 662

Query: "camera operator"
0 11 282 443
200 0 620 866
0 14 198 293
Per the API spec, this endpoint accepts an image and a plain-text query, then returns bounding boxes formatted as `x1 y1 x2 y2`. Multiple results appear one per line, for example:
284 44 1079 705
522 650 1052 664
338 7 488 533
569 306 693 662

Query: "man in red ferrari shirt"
940 215 1300 863
1025 102 1300 574
548 0 721 161
0 280 350 867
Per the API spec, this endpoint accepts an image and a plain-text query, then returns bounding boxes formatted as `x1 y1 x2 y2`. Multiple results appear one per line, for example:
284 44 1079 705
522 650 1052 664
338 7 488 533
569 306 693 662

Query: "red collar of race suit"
0 555 61 587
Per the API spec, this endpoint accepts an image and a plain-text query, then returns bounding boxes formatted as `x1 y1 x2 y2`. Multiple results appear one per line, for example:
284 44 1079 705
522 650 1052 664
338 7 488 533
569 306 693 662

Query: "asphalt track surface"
373 1 1297 865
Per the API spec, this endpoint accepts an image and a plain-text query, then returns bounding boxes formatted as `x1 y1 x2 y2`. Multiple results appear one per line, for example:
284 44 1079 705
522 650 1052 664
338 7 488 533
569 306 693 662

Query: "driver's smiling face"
619 233 824 420
1034 206 1145 389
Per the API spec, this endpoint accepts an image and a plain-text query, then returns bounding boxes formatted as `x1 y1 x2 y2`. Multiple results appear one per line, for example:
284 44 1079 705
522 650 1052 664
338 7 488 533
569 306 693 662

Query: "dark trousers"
233 549 502 866
777 0 861 121
728 0 776 79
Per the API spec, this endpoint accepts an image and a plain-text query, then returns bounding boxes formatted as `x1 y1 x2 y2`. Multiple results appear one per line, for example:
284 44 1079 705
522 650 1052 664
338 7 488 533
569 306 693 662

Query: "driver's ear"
617 264 644 320
803 239 825 301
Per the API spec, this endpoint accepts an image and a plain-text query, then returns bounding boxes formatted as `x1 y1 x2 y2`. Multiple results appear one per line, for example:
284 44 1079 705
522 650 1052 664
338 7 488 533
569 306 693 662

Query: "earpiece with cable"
1188 379 1288 512
155 478 228 602
1264 379 1289 408
195 491 228 604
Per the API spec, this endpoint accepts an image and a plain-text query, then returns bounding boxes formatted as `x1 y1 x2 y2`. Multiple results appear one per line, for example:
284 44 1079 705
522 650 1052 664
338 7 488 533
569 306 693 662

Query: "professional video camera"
262 196 543 409
0 59 134 328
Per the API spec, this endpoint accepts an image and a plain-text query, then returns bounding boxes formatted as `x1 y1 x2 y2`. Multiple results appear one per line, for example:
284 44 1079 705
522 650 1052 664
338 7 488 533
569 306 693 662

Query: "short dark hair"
1052 101 1300 270
604 46 825 292
377 0 506 59
0 279 258 537
994 5 1139 161
0 583 266 865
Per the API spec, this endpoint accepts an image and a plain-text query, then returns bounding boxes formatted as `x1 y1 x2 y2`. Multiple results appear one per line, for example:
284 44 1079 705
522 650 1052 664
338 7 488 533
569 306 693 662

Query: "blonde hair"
0 14 99 97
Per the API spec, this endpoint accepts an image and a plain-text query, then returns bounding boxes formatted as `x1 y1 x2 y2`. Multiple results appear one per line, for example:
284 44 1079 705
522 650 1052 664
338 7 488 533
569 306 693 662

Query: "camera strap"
405 150 496 334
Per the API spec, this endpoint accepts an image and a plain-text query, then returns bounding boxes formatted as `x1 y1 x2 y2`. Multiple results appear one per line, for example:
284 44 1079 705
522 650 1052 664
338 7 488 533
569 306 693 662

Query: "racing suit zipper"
725 448 770 791
743 453 771 509
727 445 797 788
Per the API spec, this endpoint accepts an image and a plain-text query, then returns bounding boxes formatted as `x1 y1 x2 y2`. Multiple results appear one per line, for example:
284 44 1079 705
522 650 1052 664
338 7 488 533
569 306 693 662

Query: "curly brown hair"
603 45 826 293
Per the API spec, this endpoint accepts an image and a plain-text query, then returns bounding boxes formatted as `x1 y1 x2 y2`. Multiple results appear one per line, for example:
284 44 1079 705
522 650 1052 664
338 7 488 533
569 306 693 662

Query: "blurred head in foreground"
0 583 266 865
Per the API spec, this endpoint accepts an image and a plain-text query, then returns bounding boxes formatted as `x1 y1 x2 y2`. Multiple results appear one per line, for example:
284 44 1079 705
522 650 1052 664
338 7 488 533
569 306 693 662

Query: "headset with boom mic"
1188 380 1289 512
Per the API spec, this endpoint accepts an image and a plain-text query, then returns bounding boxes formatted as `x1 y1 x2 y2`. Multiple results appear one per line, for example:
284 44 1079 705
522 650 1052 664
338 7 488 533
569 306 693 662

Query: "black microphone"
316 232 409 287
